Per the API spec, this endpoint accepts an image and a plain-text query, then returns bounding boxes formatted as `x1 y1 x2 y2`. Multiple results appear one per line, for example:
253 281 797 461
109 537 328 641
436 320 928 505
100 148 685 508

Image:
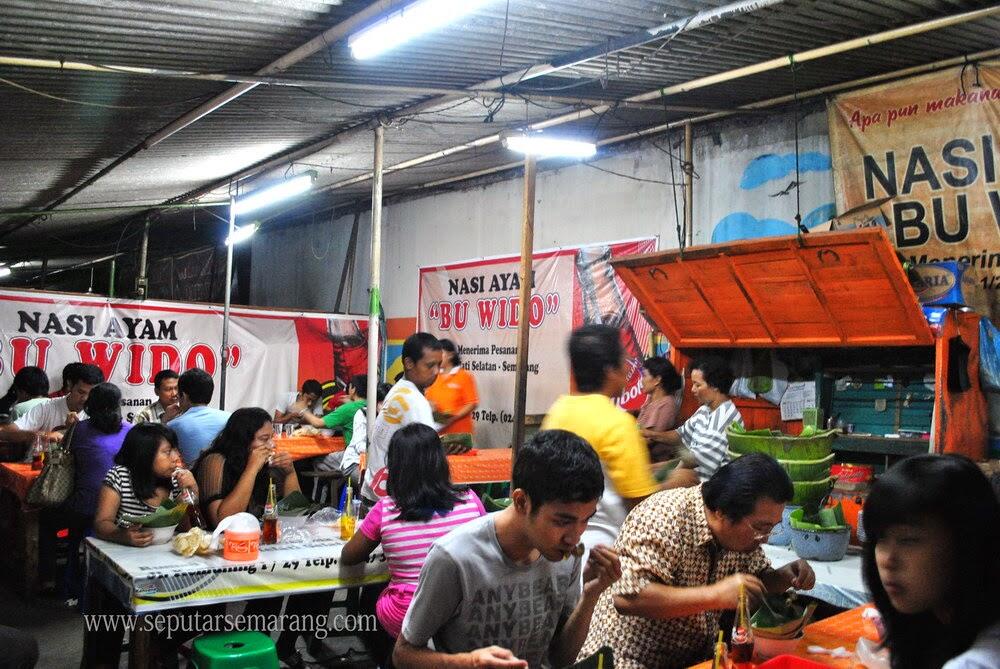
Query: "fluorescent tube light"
349 0 496 60
0 266 10 278
225 224 258 246
231 173 315 217
502 133 597 158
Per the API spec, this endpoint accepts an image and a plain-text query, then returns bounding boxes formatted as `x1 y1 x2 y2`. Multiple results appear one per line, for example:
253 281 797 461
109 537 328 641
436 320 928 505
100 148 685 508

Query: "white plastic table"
763 543 869 609
84 535 388 667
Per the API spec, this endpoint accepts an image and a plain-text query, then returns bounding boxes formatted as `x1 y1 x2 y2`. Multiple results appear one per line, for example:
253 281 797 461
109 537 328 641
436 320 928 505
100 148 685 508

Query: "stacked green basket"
726 425 837 508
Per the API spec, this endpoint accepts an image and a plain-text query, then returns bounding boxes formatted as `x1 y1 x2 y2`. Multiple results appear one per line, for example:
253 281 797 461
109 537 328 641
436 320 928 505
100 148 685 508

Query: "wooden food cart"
612 228 987 465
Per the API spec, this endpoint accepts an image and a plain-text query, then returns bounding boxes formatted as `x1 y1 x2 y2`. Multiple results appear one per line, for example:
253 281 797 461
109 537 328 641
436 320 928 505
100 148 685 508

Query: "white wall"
251 105 835 321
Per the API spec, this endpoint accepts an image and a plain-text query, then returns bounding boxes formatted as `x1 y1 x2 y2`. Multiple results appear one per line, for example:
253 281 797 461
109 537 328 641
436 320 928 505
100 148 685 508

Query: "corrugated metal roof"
0 0 998 268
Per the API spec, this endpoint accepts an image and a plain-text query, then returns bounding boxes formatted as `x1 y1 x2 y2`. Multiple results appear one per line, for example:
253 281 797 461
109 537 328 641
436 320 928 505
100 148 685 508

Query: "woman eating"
194 407 298 526
93 422 196 546
862 454 1000 668
193 407 323 665
341 423 485 661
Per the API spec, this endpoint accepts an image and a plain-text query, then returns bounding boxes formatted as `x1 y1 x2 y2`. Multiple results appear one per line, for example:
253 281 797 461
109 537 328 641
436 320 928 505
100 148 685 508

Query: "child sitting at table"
862 454 1000 669
340 423 486 661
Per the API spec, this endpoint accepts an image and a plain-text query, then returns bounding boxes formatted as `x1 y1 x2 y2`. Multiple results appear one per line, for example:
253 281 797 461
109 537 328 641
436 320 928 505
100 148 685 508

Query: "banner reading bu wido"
0 289 368 420
418 238 656 449
828 62 1000 317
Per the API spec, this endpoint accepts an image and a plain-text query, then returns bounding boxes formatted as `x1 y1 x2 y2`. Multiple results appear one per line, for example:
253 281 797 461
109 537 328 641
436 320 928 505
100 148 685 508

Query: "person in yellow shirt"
424 339 479 437
542 324 660 550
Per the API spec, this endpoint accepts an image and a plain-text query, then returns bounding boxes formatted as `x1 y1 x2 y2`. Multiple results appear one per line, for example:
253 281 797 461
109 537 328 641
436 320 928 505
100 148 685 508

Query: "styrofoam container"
149 524 180 545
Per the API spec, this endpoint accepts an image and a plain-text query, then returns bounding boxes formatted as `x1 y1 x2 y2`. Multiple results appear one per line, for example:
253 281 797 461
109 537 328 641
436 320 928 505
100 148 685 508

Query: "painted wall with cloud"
692 108 836 245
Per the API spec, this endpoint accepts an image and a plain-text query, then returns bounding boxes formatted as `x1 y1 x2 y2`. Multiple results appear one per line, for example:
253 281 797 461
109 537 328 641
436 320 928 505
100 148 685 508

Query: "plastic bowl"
790 524 851 561
753 632 804 661
791 477 834 509
727 428 836 461
149 524 179 545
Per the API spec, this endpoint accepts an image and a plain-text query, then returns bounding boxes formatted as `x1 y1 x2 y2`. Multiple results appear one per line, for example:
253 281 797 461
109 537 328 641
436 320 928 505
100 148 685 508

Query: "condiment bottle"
262 478 279 544
729 583 755 668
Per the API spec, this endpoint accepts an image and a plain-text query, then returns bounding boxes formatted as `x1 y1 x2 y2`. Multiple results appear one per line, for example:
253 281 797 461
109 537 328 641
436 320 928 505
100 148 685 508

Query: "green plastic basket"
791 477 835 510
727 425 836 461
730 451 834 482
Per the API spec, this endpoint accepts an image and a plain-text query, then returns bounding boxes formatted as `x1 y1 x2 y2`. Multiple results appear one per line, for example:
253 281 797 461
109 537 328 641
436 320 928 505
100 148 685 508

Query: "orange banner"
828 62 1000 317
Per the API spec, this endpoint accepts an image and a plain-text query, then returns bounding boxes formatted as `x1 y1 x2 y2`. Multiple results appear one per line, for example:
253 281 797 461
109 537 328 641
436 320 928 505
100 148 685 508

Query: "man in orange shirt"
425 339 478 436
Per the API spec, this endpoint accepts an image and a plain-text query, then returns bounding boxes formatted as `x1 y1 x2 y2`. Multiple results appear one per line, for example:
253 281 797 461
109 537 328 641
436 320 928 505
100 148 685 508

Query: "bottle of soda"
30 434 46 471
262 478 279 545
729 582 755 668
183 488 207 529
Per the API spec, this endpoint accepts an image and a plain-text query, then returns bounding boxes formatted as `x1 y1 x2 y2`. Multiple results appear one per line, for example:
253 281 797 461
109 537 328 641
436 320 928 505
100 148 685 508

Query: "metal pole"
136 218 150 299
684 123 694 248
512 156 537 461
108 258 116 298
366 125 385 456
219 196 236 411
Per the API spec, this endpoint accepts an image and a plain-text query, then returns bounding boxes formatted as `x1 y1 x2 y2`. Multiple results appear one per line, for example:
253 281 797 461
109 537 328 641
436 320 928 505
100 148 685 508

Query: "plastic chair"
190 631 279 669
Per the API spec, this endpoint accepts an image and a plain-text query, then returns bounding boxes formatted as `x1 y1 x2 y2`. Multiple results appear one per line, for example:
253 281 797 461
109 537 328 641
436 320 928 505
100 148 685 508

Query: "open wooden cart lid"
611 228 934 348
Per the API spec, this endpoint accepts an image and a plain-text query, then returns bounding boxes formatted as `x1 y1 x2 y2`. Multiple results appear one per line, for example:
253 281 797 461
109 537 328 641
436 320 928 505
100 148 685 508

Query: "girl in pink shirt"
341 423 485 640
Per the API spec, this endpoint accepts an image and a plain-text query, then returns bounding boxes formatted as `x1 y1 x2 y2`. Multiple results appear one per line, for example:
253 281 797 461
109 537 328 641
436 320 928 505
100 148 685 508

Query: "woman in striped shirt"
342 423 486 640
93 423 196 546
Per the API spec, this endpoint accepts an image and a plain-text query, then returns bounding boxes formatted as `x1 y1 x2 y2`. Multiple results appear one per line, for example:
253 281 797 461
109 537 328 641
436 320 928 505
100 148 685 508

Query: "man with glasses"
578 453 816 668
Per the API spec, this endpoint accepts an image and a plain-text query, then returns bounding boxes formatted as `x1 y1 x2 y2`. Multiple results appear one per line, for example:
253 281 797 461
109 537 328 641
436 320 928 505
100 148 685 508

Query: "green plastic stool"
191 631 279 669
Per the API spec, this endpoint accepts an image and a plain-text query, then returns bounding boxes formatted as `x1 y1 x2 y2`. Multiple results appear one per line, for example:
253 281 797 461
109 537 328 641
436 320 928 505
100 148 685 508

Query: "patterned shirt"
579 486 771 669
132 400 165 425
676 400 743 481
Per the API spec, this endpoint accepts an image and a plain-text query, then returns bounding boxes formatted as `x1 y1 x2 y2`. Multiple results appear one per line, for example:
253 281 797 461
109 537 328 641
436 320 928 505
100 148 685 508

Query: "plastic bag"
979 317 1000 393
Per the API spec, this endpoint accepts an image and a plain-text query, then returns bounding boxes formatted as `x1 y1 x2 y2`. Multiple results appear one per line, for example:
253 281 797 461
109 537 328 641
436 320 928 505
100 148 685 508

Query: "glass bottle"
340 485 357 540
729 583 755 667
262 478 279 545
183 488 207 529
30 433 46 471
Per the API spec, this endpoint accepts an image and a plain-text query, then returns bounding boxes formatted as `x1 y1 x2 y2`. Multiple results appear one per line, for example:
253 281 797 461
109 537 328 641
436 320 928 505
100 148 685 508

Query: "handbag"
26 424 76 507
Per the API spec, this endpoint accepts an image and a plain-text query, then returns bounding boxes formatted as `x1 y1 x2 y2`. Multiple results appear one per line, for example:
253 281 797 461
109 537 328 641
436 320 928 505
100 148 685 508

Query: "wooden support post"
512 156 537 462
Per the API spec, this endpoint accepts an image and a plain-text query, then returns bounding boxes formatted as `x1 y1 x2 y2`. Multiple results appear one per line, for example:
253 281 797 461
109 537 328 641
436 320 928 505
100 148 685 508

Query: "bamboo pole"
684 123 694 248
219 196 236 411
365 125 385 454
512 156 537 461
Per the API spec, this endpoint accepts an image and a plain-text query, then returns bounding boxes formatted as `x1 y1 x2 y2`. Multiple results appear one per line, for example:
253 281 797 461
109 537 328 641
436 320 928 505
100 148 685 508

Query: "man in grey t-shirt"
394 430 622 669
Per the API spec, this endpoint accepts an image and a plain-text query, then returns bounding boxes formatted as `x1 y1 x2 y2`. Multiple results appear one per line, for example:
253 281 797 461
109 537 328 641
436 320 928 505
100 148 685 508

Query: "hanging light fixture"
501 131 597 158
349 0 497 60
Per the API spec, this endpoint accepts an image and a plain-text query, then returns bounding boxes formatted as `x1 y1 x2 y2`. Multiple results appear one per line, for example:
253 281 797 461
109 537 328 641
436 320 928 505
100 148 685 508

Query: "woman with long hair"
862 454 1000 668
193 408 318 665
194 407 298 527
93 422 195 544
86 423 201 668
342 423 485 649
0 365 50 418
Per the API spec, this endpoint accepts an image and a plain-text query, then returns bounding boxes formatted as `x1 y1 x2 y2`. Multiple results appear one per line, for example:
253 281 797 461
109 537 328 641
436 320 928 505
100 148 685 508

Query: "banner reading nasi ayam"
829 62 1000 317
0 289 368 420
419 238 656 449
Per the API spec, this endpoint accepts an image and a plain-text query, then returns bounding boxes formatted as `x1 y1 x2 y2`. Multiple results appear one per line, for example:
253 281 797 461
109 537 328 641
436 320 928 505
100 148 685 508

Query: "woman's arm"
93 486 153 547
203 448 269 527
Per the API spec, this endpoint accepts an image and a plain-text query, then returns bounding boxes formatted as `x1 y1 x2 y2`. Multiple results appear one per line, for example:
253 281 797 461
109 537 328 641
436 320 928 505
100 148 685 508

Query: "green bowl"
791 477 835 509
727 426 836 461
730 451 834 482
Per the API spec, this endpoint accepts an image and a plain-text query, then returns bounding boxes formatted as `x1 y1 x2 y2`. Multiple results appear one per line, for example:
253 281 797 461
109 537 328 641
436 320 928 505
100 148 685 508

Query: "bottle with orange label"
262 478 279 545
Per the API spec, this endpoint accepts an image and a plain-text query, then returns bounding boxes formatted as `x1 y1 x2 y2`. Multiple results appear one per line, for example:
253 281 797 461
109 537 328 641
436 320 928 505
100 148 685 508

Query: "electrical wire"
0 76 213 109
580 162 685 186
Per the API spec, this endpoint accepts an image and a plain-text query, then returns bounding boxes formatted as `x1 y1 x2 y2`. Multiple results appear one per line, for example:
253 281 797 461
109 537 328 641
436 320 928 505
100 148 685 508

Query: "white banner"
418 238 656 449
0 289 368 419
